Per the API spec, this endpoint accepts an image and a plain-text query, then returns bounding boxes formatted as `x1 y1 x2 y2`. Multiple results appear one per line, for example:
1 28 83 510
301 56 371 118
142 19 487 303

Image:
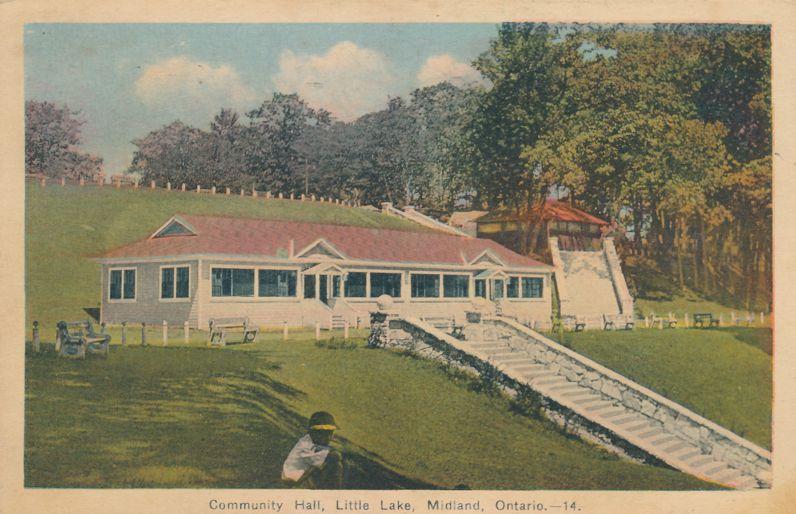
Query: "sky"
25 24 499 175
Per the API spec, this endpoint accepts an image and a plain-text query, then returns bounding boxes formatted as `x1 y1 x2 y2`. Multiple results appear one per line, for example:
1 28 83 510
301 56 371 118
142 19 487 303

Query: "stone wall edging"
495 317 771 481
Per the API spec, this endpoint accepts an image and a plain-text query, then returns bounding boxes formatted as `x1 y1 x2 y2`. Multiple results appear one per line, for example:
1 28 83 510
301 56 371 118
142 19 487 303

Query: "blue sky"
25 24 499 175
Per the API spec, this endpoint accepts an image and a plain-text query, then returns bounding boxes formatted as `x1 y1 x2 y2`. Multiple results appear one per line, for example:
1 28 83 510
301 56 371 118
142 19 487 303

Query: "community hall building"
97 214 554 329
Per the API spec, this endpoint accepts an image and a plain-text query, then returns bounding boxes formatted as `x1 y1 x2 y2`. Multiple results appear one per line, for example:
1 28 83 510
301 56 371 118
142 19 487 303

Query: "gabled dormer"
469 249 505 267
149 216 197 239
295 238 347 260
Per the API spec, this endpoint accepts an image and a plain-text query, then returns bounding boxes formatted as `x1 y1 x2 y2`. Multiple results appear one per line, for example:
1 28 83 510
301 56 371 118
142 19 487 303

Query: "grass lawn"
25 330 717 490
549 327 772 449
25 184 425 329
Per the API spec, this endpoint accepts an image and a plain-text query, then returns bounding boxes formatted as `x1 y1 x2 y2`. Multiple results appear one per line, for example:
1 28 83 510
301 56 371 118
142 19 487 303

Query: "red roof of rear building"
99 214 551 269
478 200 609 225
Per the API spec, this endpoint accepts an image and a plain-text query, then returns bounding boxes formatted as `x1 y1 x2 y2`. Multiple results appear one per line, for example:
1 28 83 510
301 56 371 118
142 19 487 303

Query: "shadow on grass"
720 327 773 356
25 345 435 489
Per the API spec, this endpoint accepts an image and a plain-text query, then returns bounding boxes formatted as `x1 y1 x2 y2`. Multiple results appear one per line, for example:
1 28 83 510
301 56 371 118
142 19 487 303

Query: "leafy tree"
128 121 211 187
25 100 103 179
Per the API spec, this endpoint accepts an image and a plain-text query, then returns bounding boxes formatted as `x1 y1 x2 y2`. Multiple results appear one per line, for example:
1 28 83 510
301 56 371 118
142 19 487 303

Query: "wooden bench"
603 314 635 331
56 320 111 359
208 317 259 346
651 314 677 329
551 315 585 332
693 312 719 328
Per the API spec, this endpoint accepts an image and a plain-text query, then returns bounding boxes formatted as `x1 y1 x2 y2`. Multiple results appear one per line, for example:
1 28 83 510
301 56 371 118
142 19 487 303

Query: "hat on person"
308 411 339 431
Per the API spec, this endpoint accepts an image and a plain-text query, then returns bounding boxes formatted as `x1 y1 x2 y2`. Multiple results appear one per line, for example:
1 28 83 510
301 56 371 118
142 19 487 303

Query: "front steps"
381 315 771 489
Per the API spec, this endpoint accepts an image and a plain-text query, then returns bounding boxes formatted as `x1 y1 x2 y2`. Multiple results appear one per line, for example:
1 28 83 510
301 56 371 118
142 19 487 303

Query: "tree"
25 100 103 179
127 121 211 187
243 93 331 193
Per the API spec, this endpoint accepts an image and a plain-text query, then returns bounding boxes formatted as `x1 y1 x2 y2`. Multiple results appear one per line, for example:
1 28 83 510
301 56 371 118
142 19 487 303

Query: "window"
332 275 341 298
475 279 486 298
161 266 189 299
443 275 469 298
411 274 440 298
109 268 136 300
304 274 316 299
259 270 297 297
344 272 366 298
211 268 254 297
370 272 401 298
522 277 544 298
507 277 519 298
492 279 505 299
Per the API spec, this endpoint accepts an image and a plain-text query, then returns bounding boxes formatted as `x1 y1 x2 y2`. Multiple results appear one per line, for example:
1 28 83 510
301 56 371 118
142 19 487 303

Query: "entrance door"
319 275 329 305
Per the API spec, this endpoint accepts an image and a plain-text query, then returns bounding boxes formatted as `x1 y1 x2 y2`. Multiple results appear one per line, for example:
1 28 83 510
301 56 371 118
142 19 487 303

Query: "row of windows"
110 267 544 301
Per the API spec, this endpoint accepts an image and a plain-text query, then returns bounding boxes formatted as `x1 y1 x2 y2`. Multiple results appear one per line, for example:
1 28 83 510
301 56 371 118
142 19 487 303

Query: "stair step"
585 402 615 412
638 428 665 439
713 468 743 482
663 441 688 453
549 383 581 392
572 396 604 406
678 450 702 462
689 456 716 469
562 389 594 398
626 422 652 433
650 434 676 445
704 463 730 477
598 408 628 418
611 415 641 425
534 377 568 386
501 357 536 365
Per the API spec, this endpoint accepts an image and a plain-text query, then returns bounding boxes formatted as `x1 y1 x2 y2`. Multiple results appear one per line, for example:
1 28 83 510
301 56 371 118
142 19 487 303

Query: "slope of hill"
25 184 425 327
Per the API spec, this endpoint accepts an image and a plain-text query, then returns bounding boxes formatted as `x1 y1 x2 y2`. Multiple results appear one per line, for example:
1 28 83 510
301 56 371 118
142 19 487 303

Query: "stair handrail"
495 316 771 463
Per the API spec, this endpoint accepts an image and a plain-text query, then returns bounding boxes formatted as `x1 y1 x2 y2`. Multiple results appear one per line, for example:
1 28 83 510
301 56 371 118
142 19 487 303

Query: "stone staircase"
385 316 772 489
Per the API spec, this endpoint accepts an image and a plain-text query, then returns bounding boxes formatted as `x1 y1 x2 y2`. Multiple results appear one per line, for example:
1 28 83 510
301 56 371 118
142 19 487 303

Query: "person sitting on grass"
281 411 343 489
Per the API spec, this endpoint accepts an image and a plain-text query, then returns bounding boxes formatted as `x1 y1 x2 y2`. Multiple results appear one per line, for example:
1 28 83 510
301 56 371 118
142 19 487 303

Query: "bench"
603 314 635 331
208 317 259 346
552 315 585 332
56 320 111 359
651 314 677 329
693 312 720 328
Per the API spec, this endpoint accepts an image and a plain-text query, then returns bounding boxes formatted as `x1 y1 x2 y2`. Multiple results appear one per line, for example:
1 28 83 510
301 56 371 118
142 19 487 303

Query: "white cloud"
417 54 484 88
134 56 257 110
272 41 395 122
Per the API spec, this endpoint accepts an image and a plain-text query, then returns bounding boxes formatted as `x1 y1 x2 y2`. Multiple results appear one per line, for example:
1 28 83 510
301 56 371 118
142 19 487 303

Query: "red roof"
478 200 609 225
100 214 550 269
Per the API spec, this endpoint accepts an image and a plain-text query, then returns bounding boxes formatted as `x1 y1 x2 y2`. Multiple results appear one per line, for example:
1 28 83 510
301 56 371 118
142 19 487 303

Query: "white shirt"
281 434 331 482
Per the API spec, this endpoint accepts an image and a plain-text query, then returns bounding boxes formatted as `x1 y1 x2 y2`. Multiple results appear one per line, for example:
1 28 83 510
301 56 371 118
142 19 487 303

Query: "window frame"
443 274 470 298
210 266 255 298
159 264 191 302
369 272 402 298
344 272 367 298
410 273 441 299
108 267 137 303
258 269 298 298
521 276 545 299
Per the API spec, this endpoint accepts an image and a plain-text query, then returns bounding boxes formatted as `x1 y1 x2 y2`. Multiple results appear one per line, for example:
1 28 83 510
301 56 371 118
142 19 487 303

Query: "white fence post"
150 180 156 189
162 320 168 346
166 182 171 191
181 183 186 192
225 187 230 195
283 321 288 341
211 186 216 195
184 321 189 344
344 321 349 340
684 313 689 328
760 312 765 325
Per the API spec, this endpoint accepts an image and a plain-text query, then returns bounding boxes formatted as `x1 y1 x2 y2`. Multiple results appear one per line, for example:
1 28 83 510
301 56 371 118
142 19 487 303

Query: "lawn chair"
56 320 111 359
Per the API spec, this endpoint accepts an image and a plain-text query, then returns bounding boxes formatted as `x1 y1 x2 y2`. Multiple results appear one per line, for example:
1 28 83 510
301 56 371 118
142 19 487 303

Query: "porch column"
365 273 371 298
315 274 320 299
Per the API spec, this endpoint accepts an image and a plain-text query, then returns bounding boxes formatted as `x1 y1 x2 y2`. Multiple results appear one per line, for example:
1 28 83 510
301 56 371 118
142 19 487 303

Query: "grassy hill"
25 184 424 328
555 328 772 449
25 331 716 489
